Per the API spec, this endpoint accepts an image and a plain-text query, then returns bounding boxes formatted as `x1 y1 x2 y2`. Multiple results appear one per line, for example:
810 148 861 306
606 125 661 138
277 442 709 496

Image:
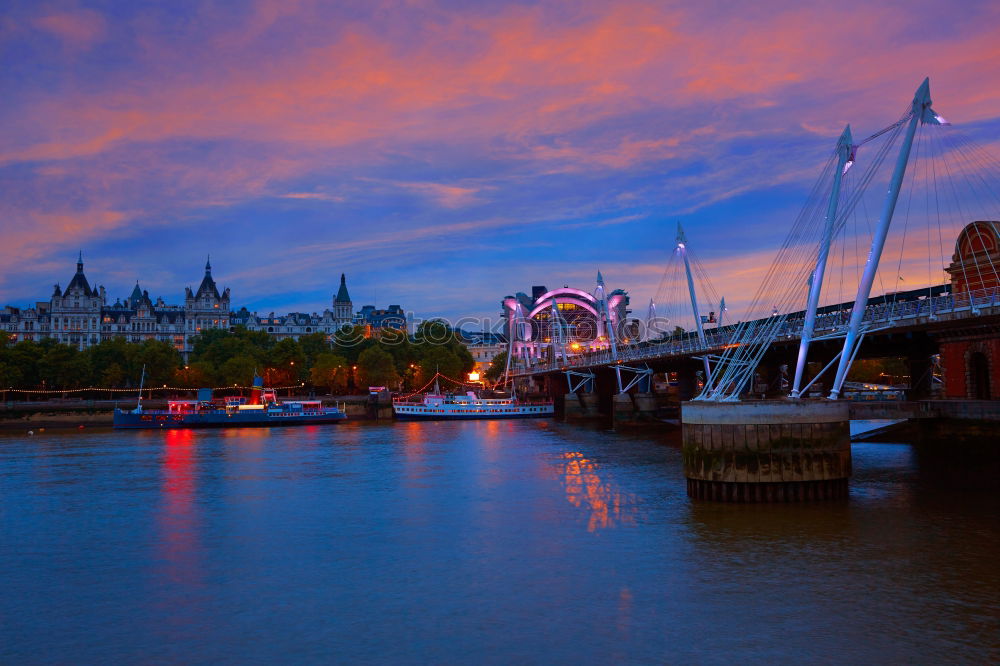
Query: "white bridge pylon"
702 77 980 402
827 78 944 399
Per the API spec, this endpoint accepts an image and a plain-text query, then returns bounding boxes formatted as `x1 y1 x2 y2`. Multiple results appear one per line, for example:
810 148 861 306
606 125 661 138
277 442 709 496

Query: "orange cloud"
2 0 999 314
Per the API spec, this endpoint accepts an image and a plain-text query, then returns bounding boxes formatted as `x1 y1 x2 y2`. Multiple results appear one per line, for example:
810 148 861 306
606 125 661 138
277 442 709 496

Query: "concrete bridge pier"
564 391 601 420
610 392 661 428
682 400 851 502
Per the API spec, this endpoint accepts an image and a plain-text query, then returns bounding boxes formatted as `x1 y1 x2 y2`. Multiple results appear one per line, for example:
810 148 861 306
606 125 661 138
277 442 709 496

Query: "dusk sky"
3 0 999 326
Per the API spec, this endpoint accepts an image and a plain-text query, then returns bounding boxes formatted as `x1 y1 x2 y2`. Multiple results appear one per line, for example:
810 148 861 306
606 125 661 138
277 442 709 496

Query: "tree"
0 355 24 389
132 340 182 386
85 338 135 386
310 352 350 394
101 362 127 387
332 325 369 360
484 351 507 382
190 327 271 371
39 344 91 390
3 341 43 387
356 346 398 389
218 355 258 387
266 338 305 384
416 346 464 385
176 361 215 388
298 331 330 366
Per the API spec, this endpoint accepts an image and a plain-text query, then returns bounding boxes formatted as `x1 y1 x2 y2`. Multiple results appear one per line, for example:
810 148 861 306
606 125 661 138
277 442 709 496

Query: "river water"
2 421 997 663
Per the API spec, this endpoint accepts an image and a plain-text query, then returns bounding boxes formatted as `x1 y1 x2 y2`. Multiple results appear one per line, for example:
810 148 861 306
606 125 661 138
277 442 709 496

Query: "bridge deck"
514 287 1000 377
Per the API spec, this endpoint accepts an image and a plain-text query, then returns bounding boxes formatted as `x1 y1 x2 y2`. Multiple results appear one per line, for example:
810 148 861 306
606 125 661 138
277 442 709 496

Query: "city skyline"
3 1 1000 320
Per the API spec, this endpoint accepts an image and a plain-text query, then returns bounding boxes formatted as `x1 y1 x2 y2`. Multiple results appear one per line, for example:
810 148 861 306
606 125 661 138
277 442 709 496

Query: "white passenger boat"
392 375 553 420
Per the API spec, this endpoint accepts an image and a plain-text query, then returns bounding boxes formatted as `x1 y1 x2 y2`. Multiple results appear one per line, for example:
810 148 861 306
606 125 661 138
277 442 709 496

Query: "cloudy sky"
2 0 999 325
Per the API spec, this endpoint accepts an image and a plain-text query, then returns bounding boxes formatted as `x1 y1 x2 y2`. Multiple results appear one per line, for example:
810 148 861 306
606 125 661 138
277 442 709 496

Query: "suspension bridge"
505 78 999 407
501 78 1000 501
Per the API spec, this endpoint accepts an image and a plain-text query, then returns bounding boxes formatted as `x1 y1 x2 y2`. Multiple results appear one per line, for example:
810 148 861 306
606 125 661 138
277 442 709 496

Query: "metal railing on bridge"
512 286 999 376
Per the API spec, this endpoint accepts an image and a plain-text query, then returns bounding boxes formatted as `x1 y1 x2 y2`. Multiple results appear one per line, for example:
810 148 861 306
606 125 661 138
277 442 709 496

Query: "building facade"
0 257 377 357
459 331 507 377
1 255 229 356
940 221 1000 399
502 282 632 364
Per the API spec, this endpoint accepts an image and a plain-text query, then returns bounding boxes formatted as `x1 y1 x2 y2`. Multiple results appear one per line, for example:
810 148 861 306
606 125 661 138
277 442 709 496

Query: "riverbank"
0 395 393 429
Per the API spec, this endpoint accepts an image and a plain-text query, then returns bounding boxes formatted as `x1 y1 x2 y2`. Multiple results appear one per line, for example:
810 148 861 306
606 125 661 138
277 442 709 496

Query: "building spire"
205 255 212 273
335 273 351 304
77 250 84 272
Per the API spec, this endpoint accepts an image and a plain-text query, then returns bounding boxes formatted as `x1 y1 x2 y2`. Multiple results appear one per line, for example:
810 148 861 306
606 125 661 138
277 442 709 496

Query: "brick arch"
947 221 1000 294
964 341 993 399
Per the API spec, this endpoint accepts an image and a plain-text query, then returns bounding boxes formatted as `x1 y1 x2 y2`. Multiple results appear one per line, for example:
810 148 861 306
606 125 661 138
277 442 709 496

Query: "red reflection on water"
561 452 638 532
157 429 201 586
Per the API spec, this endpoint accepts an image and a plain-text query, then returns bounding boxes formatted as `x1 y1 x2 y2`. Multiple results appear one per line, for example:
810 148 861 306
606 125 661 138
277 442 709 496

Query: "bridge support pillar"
564 392 601 420
610 392 663 428
682 401 851 502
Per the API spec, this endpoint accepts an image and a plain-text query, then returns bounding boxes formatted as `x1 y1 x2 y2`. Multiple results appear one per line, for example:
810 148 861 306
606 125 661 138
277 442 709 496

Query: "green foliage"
416 346 464 384
219 355 258 386
484 351 507 382
356 346 398 389
133 340 182 385
310 353 350 394
0 322 481 395
39 345 91 389
298 331 330 366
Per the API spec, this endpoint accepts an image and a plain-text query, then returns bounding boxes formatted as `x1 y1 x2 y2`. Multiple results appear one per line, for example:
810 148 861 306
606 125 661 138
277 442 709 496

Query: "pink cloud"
33 8 107 50
2 0 999 312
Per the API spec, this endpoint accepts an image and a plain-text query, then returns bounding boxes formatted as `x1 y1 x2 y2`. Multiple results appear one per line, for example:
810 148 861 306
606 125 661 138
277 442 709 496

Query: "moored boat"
113 375 346 429
392 374 552 420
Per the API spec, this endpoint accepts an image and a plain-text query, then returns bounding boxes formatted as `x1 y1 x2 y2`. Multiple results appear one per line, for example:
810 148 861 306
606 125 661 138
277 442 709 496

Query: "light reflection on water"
560 451 639 532
1 421 997 663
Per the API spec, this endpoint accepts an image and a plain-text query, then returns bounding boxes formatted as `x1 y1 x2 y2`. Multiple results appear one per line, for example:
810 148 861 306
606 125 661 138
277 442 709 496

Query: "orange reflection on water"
402 421 426 458
560 452 638 532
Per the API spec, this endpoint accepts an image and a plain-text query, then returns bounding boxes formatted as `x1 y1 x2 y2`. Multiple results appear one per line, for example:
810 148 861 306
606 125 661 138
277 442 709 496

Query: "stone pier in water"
682 400 851 502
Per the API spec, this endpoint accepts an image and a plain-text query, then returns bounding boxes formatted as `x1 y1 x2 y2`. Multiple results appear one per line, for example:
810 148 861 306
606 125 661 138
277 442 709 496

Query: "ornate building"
502 281 632 364
0 255 230 358
226 272 357 340
1 256 399 352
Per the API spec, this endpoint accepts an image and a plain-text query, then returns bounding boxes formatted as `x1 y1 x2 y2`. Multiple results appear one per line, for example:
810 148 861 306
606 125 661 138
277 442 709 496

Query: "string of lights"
2 383 307 395
396 372 482 401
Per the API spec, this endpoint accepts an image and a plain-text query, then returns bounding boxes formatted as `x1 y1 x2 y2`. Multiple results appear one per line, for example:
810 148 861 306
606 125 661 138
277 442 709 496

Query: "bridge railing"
512 286 999 375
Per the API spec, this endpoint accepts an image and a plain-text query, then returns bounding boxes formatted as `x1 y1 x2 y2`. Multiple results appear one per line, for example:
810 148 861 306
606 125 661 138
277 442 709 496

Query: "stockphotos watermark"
327 313 679 347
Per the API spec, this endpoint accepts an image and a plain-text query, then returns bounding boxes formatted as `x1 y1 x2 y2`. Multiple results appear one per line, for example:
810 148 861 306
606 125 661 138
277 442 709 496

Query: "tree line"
0 321 480 395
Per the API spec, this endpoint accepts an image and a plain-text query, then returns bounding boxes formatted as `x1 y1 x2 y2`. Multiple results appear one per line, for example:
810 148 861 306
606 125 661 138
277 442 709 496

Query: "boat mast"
135 364 146 414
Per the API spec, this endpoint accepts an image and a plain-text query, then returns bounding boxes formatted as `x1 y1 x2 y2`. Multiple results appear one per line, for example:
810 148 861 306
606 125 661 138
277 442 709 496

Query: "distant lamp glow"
934 114 950 126
468 371 481 382
677 242 686 249
570 342 581 351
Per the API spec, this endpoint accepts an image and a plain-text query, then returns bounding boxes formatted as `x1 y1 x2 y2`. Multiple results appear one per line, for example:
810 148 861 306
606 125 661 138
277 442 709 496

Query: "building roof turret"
65 252 94 296
335 273 351 303
128 282 143 306
195 256 221 300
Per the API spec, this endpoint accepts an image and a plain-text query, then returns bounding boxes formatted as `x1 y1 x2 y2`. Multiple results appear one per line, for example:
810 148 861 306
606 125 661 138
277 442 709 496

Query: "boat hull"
113 411 346 429
394 411 551 421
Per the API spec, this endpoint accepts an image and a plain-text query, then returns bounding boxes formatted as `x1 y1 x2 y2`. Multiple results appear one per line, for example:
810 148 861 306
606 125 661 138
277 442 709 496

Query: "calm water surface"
2 421 997 663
